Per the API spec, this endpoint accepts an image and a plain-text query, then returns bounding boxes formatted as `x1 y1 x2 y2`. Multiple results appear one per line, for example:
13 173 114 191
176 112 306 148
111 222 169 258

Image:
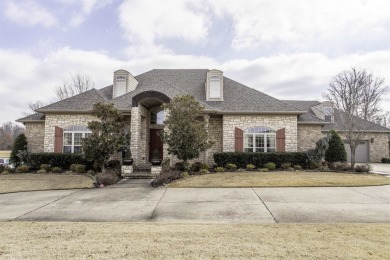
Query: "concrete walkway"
1 179 389 223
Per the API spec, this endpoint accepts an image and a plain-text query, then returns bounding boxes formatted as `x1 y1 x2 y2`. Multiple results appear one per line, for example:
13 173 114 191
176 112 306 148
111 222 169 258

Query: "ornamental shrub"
96 170 119 186
381 158 390 163
199 169 209 175
264 162 276 171
15 165 29 173
215 167 225 172
281 163 291 170
325 130 347 163
213 152 308 169
40 164 51 172
37 169 46 174
354 164 372 173
201 163 209 169
52 167 62 173
191 162 203 173
29 153 92 170
0 165 4 173
225 163 237 171
293 165 302 171
10 133 28 166
74 164 86 173
246 164 256 171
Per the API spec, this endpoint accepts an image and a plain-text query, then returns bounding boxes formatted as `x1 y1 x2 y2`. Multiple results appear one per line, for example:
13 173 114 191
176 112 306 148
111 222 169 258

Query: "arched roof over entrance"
132 91 171 108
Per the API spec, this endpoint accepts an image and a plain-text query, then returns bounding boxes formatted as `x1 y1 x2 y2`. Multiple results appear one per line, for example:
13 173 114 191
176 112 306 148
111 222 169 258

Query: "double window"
63 125 92 153
244 127 276 153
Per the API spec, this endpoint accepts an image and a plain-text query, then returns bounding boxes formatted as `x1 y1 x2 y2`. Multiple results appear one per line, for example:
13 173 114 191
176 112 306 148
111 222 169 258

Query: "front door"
149 129 163 161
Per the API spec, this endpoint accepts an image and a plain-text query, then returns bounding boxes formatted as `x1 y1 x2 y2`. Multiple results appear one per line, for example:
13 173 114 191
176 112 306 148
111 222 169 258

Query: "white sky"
0 0 389 124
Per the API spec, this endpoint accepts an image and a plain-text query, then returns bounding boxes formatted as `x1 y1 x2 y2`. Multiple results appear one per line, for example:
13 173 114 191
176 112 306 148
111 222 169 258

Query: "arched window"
244 127 276 153
63 125 92 153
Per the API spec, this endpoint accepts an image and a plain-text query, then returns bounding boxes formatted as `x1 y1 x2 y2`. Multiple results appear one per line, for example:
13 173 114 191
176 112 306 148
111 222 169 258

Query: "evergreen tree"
10 133 28 166
161 95 214 166
325 130 347 163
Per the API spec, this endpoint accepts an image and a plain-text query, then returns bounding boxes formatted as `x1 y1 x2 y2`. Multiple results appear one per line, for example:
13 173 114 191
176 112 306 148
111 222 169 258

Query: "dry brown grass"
0 174 94 193
170 171 390 188
0 222 389 259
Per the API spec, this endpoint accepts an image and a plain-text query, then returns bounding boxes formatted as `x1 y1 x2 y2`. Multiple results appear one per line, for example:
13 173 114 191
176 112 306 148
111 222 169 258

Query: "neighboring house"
0 150 11 166
16 69 390 166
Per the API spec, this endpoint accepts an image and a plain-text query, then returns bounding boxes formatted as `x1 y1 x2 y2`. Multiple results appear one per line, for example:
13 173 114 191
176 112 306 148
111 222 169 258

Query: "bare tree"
0 122 24 150
55 71 95 100
22 100 48 116
324 67 388 168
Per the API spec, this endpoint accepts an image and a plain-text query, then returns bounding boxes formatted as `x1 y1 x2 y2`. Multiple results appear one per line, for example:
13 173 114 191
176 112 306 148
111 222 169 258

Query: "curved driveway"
1 179 389 223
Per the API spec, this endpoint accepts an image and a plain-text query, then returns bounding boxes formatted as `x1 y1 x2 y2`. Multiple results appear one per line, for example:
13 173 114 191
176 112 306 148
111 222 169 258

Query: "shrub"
96 170 119 186
258 168 269 172
0 165 5 173
175 162 186 171
52 167 62 173
15 165 29 173
29 153 92 171
74 164 86 173
5 166 15 173
288 167 295 171
2 171 9 175
332 162 352 171
37 169 46 174
70 164 78 172
354 164 372 173
191 162 203 173
281 163 291 170
237 168 246 172
40 164 51 172
10 133 28 166
225 163 237 171
214 152 308 169
381 158 390 164
151 168 182 187
215 167 225 172
325 130 347 163
87 170 95 175
202 163 209 169
182 171 190 178
293 165 302 171
106 160 121 170
199 169 209 175
246 164 256 171
264 162 276 171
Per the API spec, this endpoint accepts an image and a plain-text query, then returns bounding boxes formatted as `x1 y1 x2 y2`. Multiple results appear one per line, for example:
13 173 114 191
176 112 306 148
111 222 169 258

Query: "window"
116 75 126 81
150 110 164 124
209 76 221 98
244 127 276 153
63 125 92 153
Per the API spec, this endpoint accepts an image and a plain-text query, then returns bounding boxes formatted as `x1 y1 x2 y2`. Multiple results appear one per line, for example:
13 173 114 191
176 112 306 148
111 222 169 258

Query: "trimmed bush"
52 167 62 173
381 158 390 164
182 171 190 178
264 162 276 171
37 169 46 174
225 163 237 171
0 165 5 173
354 164 372 173
215 167 225 172
202 163 209 169
191 162 203 173
70 164 78 172
281 163 291 170
29 153 92 171
74 164 86 173
332 162 352 171
2 171 9 175
246 164 256 171
40 164 51 172
293 165 302 171
214 152 308 169
96 170 119 186
175 162 186 171
4 166 15 173
199 169 209 175
10 133 28 166
325 130 347 163
15 165 29 173
87 170 95 175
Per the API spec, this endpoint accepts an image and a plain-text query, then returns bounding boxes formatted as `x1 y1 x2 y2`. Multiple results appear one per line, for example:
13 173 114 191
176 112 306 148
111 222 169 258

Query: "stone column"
204 114 210 163
130 107 141 166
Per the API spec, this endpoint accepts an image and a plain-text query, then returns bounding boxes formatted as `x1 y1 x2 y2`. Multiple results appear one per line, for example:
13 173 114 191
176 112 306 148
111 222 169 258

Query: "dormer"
311 101 334 123
113 69 138 98
206 69 223 101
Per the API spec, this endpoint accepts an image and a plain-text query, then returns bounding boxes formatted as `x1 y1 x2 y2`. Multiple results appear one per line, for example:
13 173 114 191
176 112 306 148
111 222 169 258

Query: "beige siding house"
17 69 390 166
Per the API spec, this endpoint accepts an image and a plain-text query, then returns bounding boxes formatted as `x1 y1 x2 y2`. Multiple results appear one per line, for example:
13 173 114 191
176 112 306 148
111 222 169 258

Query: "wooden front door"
149 129 163 161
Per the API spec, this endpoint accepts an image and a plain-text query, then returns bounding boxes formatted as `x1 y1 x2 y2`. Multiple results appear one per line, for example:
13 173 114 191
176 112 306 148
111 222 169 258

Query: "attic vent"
324 107 333 122
116 76 126 81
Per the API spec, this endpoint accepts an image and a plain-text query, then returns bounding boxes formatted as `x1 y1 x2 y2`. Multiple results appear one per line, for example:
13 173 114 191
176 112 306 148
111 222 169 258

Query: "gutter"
203 110 307 115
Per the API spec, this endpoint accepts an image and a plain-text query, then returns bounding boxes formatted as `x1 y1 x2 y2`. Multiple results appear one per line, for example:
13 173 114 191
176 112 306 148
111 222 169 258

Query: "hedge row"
29 153 93 170
213 152 308 169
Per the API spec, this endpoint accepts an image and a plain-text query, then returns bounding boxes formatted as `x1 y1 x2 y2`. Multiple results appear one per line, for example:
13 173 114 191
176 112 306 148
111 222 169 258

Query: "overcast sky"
1 0 389 125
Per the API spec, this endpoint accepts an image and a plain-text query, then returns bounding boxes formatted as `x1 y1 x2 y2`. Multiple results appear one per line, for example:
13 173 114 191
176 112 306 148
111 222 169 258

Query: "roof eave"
16 119 45 123
298 122 327 125
36 109 93 114
321 129 390 133
204 110 307 115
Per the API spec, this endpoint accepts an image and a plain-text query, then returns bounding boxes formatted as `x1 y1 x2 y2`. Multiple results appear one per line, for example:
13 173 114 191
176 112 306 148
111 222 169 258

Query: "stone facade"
297 124 324 151
222 114 298 152
121 165 134 177
43 114 96 152
24 122 45 153
151 165 162 175
207 117 223 164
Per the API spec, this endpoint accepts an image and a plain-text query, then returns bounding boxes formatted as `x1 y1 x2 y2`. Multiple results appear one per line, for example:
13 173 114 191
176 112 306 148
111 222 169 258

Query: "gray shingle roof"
112 69 303 113
16 112 45 122
36 88 109 112
283 100 325 123
323 109 390 132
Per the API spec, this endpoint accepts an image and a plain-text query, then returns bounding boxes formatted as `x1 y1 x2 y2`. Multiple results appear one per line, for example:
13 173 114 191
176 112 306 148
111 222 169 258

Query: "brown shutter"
54 126 63 153
235 127 243 152
276 128 286 152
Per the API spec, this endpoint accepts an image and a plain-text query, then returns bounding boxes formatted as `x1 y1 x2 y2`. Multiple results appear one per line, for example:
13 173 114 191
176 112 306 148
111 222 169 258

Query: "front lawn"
0 222 389 259
0 174 94 193
169 171 390 188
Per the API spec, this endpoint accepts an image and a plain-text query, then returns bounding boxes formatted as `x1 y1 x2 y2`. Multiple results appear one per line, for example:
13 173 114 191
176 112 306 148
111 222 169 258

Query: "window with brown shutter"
54 126 63 153
276 128 286 152
235 127 243 152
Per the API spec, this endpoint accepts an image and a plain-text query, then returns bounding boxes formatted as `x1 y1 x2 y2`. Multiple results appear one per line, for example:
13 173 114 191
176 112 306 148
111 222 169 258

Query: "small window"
63 125 92 154
116 75 126 81
151 110 164 125
209 76 221 98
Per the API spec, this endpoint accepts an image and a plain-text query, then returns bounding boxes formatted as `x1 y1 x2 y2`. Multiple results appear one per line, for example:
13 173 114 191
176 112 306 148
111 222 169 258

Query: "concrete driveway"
371 163 390 175
1 179 389 223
